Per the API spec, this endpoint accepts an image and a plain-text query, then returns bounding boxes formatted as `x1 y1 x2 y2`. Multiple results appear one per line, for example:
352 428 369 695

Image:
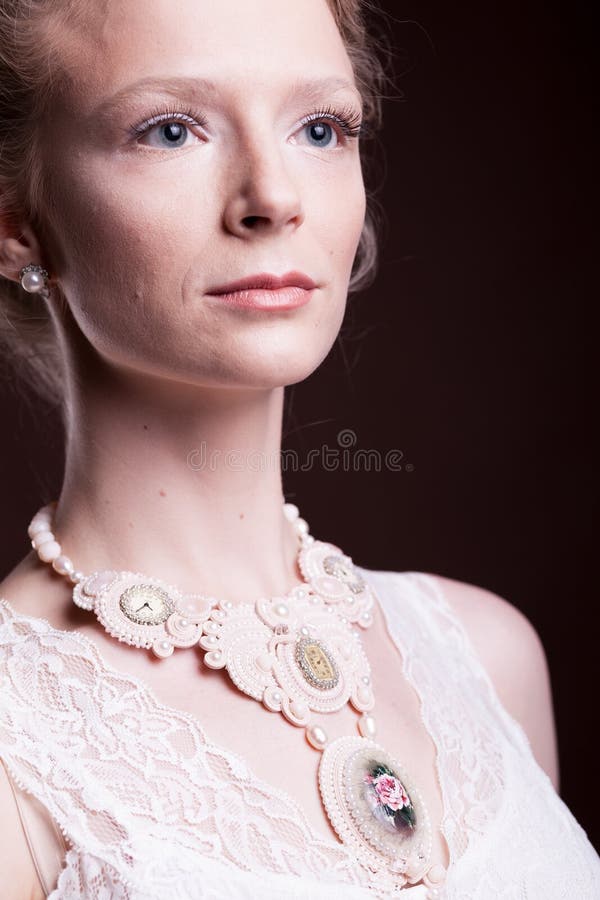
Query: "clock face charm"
295 636 339 690
323 555 365 592
72 570 216 657
297 541 375 627
119 583 174 626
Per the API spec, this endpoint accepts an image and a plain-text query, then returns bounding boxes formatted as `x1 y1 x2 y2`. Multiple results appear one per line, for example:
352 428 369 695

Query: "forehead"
51 0 357 112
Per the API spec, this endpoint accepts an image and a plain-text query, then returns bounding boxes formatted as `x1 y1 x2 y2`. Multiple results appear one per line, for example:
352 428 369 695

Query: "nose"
221 134 305 239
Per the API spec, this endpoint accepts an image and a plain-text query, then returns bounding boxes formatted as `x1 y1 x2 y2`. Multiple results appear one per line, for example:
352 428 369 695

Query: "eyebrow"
93 74 362 118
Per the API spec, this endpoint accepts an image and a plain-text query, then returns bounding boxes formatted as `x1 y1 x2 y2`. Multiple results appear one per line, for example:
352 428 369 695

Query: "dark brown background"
1 0 597 851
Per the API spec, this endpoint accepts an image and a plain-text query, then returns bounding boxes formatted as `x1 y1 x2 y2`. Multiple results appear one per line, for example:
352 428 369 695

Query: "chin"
188 312 343 389
213 347 335 390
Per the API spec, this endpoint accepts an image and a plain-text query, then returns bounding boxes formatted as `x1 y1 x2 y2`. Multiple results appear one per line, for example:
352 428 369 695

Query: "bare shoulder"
425 573 560 791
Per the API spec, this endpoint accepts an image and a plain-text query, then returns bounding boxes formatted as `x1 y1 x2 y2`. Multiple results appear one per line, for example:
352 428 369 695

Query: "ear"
0 219 47 285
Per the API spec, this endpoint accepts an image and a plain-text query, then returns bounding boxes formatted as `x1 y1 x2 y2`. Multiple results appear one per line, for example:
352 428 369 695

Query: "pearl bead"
282 503 299 521
28 520 50 539
160 641 170 650
272 691 282 703
33 509 52 523
256 653 273 672
290 699 307 719
21 269 46 293
295 518 309 534
274 603 288 617
357 684 371 705
38 541 61 563
52 555 74 576
32 531 54 549
70 571 84 584
300 626 309 636
306 724 328 750
358 713 377 738
179 619 188 628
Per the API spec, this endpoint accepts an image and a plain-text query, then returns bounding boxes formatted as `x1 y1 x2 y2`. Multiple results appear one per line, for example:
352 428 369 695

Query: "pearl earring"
19 263 49 294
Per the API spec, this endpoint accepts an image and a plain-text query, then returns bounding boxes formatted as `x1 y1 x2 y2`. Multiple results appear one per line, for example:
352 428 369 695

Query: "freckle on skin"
143 424 148 430
159 489 166 497
240 513 244 519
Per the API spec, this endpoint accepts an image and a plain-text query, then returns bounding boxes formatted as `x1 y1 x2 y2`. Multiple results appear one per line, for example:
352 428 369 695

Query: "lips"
206 270 317 295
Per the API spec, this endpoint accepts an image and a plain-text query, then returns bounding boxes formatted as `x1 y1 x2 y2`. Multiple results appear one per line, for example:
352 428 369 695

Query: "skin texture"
0 0 558 895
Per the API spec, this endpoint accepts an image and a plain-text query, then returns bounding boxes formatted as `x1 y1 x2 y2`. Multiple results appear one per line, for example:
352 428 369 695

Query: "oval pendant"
318 735 432 886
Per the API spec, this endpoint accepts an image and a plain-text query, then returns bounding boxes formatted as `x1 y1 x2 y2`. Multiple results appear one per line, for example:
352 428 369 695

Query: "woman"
0 0 597 897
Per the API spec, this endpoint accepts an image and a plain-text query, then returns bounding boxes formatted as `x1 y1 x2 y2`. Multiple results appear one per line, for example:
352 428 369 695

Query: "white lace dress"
0 568 598 899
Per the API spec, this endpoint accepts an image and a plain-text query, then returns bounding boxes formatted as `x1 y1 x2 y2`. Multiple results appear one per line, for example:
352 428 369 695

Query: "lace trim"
358 569 505 868
367 570 600 899
0 593 415 897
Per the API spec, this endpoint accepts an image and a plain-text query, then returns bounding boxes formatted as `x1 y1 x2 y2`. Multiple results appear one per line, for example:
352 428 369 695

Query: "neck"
53 365 302 604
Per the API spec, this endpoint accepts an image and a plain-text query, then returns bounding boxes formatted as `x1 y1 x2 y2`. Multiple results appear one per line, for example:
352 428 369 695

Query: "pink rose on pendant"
373 773 409 811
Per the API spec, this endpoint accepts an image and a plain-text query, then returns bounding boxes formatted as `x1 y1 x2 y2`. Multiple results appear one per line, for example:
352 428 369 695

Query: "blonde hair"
0 0 390 407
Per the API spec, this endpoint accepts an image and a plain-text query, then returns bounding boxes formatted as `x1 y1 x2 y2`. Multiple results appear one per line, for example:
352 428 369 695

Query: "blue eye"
305 121 335 148
156 121 189 147
129 103 362 151
298 105 363 149
130 110 204 149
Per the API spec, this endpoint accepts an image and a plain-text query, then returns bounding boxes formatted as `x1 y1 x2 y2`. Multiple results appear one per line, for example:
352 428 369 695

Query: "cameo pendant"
318 735 432 886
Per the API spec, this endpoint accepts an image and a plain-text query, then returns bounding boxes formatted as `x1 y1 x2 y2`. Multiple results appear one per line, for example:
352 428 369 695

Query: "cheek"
55 173 202 292
315 160 366 282
46 161 215 352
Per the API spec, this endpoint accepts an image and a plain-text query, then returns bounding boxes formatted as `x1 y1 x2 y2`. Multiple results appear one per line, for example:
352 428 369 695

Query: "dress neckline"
0 567 451 887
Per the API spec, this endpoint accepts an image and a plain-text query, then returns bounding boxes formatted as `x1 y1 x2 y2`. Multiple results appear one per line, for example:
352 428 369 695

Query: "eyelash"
298 104 363 140
128 103 363 144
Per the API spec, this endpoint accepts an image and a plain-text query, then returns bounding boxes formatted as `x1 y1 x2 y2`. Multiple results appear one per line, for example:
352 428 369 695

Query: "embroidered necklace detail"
27 500 447 897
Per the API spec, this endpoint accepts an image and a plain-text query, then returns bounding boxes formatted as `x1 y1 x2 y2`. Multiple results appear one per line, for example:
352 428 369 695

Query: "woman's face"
40 0 366 390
